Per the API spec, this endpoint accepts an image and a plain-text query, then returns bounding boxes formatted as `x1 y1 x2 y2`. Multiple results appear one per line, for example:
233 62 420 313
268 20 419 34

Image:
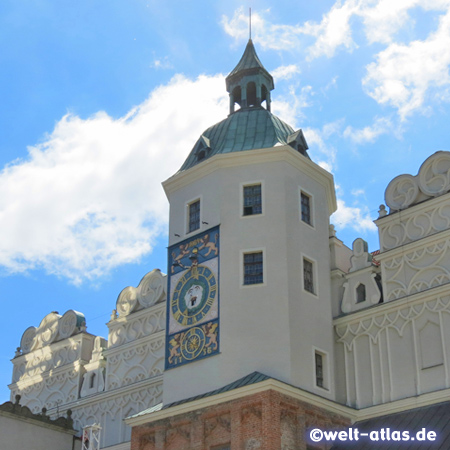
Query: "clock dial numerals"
171 265 217 327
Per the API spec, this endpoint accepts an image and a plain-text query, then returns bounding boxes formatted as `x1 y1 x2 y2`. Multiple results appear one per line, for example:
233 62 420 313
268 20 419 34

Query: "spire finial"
249 7 252 40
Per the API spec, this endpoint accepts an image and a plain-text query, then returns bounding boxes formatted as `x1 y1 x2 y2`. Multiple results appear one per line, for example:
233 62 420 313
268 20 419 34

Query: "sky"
1 0 450 401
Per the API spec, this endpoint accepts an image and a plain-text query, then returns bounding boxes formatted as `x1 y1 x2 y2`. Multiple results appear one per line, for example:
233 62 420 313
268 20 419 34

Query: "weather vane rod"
249 7 251 40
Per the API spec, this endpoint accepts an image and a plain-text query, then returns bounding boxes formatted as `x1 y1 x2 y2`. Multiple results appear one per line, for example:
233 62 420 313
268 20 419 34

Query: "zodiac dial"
180 327 206 361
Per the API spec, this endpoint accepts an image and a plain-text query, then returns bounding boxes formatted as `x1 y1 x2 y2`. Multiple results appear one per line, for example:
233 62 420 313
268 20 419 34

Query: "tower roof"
178 40 309 172
180 108 295 171
226 39 274 91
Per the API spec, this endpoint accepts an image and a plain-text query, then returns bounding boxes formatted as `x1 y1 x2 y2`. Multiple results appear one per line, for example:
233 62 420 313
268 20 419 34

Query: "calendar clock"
166 226 220 369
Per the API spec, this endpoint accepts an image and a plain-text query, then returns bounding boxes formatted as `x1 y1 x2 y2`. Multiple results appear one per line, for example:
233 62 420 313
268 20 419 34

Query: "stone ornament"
385 151 450 212
18 311 87 354
20 326 37 354
37 312 61 346
116 286 138 317
58 310 86 339
385 174 419 211
418 151 450 196
116 269 166 317
137 269 165 308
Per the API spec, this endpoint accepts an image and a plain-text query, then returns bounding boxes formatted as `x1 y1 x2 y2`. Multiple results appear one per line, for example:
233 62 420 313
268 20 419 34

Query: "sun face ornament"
171 265 217 328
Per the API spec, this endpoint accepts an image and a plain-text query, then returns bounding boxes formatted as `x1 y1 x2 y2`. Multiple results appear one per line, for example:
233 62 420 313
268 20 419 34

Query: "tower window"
188 200 200 233
303 258 315 294
356 283 366 303
243 252 263 285
301 191 311 225
315 352 324 388
243 184 262 216
197 149 206 161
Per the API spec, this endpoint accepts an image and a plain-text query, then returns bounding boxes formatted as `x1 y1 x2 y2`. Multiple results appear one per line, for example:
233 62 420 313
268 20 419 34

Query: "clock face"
171 265 217 328
180 327 206 361
166 225 220 370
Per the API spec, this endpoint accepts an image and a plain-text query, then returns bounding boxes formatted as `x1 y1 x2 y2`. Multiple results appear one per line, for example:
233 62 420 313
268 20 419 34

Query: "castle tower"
162 40 338 405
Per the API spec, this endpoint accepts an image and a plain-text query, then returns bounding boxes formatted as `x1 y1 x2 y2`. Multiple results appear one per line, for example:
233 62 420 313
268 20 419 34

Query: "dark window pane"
189 200 200 233
244 252 263 285
315 352 324 387
243 184 262 215
304 259 314 294
356 283 366 303
301 192 311 224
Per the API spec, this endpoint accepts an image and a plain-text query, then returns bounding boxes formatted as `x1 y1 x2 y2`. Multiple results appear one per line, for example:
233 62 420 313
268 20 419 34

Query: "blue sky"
1 0 450 400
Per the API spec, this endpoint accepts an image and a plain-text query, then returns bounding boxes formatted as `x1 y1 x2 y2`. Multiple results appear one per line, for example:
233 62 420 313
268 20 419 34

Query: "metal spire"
249 8 251 40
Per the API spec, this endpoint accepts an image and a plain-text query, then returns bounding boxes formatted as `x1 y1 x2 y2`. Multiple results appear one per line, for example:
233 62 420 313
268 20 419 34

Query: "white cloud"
343 116 392 143
223 3 450 118
271 64 301 81
363 9 450 119
272 85 313 128
303 121 343 171
221 8 303 51
0 74 228 284
332 198 377 232
302 0 360 59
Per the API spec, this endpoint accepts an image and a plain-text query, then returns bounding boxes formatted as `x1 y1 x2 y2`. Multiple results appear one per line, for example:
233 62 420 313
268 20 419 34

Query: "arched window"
89 372 96 389
261 84 268 109
232 86 242 111
246 82 257 107
356 283 366 303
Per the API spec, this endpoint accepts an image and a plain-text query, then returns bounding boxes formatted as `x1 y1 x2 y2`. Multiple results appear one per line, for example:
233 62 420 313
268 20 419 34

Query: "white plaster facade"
8 40 450 449
10 270 166 449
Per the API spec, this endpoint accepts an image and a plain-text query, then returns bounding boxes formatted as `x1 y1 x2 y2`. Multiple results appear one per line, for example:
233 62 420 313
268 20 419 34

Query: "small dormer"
225 39 274 114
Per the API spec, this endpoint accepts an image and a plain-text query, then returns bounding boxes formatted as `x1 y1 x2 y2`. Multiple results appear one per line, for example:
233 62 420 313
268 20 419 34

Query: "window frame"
302 254 318 297
241 248 266 287
241 180 265 218
312 347 329 391
299 187 314 228
185 196 202 235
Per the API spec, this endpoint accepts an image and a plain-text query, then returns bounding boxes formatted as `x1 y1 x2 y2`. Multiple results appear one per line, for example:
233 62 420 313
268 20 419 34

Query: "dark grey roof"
331 400 450 449
129 372 270 419
179 108 294 171
226 39 273 85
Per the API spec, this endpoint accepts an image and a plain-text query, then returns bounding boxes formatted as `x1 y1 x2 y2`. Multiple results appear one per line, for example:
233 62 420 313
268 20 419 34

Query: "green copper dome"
180 108 295 171
179 40 309 172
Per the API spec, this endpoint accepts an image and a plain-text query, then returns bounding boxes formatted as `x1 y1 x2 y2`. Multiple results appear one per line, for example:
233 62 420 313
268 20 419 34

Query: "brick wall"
131 388 350 450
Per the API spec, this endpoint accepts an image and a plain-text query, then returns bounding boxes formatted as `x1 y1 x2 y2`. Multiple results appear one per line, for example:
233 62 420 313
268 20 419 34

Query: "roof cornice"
163 146 337 215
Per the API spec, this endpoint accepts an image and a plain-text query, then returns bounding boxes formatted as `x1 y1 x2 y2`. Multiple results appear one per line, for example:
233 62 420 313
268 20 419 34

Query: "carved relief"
116 269 166 318
108 305 165 348
20 327 37 354
70 383 163 447
336 294 450 349
385 174 419 211
383 238 450 301
18 310 86 354
379 203 450 250
385 152 450 212
105 337 164 390
59 310 85 339
419 320 444 369
138 269 166 307
418 151 450 196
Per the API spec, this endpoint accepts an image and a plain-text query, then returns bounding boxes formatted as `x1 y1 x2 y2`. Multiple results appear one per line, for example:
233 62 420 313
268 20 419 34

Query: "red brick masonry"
131 389 350 450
